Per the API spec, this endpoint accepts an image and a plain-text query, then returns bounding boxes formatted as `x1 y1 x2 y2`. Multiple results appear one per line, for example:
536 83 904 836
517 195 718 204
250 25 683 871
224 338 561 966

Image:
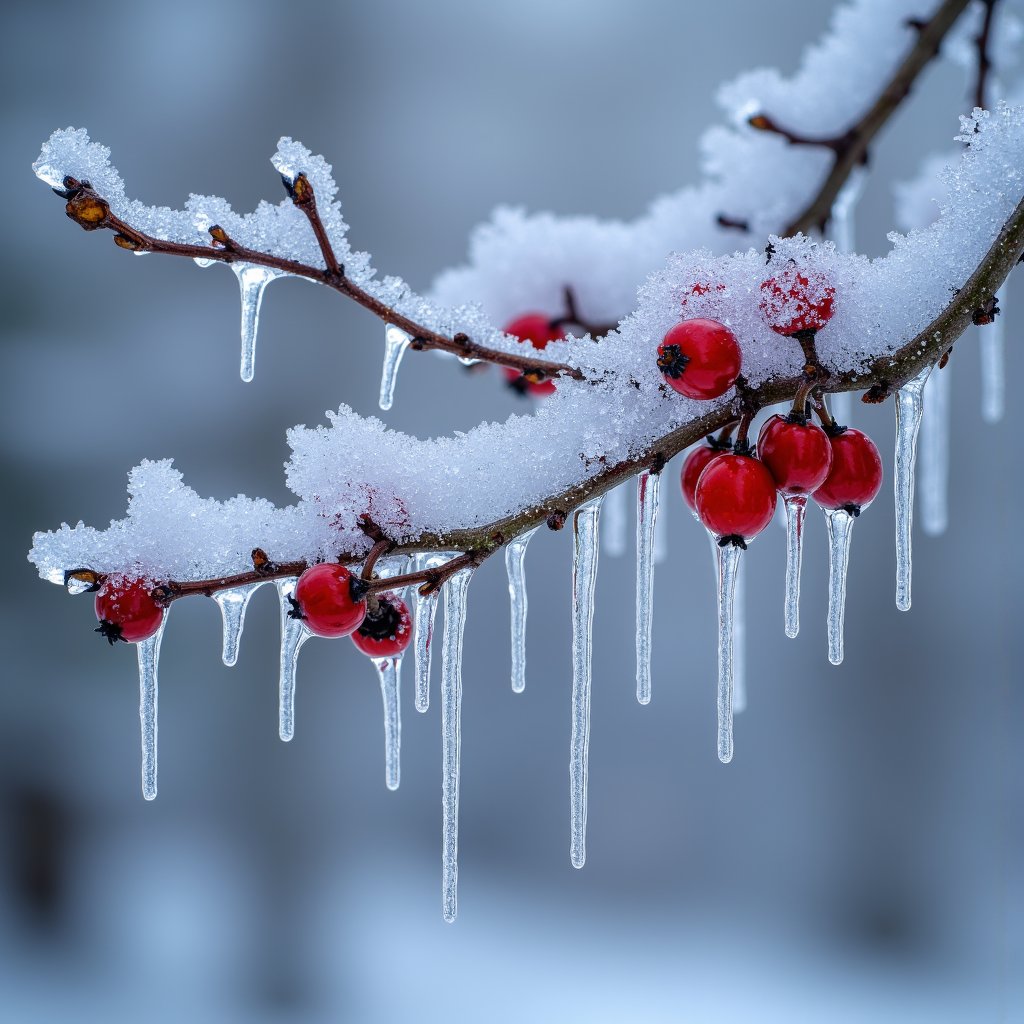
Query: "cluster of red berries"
94 563 413 659
681 415 882 547
657 264 837 401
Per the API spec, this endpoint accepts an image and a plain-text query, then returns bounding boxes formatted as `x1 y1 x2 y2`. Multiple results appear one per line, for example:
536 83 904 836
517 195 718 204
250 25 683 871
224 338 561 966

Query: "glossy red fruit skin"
94 576 165 644
352 593 412 658
757 415 833 495
759 267 835 335
695 453 778 541
680 442 728 512
504 313 565 351
293 563 368 638
812 428 884 512
657 318 742 400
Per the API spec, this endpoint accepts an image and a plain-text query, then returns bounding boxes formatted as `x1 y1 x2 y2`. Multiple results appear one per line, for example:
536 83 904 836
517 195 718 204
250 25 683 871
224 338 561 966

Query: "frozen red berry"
290 563 368 638
695 452 778 543
94 576 165 645
680 439 731 512
657 318 742 400
812 428 883 514
759 266 835 336
757 414 833 495
680 281 726 310
503 313 565 397
352 593 412 658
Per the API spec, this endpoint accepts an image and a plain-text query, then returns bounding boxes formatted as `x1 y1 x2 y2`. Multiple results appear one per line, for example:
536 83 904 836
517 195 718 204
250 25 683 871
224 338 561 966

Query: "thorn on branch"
861 381 891 404
546 510 567 531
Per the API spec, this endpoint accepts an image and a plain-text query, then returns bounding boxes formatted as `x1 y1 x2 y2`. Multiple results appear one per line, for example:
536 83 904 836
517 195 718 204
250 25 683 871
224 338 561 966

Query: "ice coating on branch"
29 100 1024 584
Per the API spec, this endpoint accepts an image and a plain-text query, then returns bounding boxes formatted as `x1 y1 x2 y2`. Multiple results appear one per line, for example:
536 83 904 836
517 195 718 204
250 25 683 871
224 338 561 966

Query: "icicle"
653 475 669 564
372 657 402 791
894 364 932 611
601 482 628 557
920 362 951 536
569 495 603 869
378 324 411 411
783 495 807 638
830 166 866 255
505 528 539 693
231 263 280 383
830 389 853 428
213 582 266 667
441 566 474 923
275 579 310 741
823 509 856 666
635 471 660 705
137 611 170 801
979 309 1005 424
413 552 449 713
705 530 746 713
715 543 742 764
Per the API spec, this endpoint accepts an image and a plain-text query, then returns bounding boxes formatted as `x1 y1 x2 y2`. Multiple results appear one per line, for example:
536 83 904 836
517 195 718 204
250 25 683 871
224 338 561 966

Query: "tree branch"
973 0 999 111
58 177 587 383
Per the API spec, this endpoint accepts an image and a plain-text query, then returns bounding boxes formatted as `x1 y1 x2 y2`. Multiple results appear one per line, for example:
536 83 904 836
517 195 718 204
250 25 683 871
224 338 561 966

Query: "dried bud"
289 173 314 206
546 510 567 531
113 234 142 251
748 114 773 132
65 192 109 230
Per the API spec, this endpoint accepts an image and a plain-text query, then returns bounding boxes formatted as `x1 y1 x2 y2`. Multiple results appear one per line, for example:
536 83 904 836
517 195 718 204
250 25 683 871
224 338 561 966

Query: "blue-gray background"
1 2 1021 1021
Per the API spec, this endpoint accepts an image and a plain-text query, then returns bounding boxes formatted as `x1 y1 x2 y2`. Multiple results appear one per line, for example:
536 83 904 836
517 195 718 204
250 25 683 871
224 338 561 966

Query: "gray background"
1 2 1021 1021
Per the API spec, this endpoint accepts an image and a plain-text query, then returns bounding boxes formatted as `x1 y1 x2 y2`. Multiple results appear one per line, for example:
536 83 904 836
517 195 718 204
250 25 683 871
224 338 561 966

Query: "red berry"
657 318 742 400
291 563 368 638
680 440 729 512
94 576 165 645
759 266 835 336
503 313 565 396
694 452 777 542
351 592 412 658
757 414 833 495
812 428 883 513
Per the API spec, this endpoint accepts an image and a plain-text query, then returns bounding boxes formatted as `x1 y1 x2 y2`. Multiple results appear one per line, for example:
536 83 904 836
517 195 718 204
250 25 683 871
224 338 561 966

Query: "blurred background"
1 1 1021 1021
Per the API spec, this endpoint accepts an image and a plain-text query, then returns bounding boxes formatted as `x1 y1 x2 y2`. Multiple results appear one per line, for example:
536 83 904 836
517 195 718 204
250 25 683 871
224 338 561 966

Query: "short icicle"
715 543 742 763
919 362 951 536
232 263 281 383
213 582 266 667
505 527 539 693
635 471 660 705
378 324 412 411
783 495 807 638
570 495 604 869
601 482 628 557
441 566 474 923
823 509 856 666
276 579 311 741
374 657 402 791
979 303 1005 424
894 364 932 611
137 612 170 801
413 553 449 713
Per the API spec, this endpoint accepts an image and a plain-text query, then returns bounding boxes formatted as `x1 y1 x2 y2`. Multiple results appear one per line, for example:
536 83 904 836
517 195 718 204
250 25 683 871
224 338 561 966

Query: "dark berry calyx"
95 620 125 645
656 344 690 379
706 434 734 452
717 534 748 550
357 598 403 641
286 595 306 621
348 576 371 602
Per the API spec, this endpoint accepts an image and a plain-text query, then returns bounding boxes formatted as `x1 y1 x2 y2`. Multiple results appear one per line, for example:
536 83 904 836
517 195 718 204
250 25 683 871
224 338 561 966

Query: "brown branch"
89 190 1023 609
58 177 586 383
720 0 970 237
973 0 999 111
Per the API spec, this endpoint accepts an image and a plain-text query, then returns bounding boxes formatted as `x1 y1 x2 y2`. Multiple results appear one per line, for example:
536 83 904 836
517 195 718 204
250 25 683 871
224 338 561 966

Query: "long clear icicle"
137 612 170 801
505 527 539 693
441 566 474 923
276 579 310 741
653 476 669 564
601 482 628 556
570 496 603 869
783 495 807 638
413 553 449 713
895 364 932 612
920 363 951 536
232 263 280 383
374 658 402 791
379 324 411 411
715 543 742 764
823 509 856 666
635 471 660 705
705 530 746 714
980 305 1005 424
213 582 266 667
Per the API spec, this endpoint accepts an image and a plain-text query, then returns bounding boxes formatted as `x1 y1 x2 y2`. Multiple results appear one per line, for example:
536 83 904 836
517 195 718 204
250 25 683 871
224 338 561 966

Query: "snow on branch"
28 105 1024 592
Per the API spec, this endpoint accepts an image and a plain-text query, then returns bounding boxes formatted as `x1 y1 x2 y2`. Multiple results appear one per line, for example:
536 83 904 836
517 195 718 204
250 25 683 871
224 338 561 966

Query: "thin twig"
973 0 1000 111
